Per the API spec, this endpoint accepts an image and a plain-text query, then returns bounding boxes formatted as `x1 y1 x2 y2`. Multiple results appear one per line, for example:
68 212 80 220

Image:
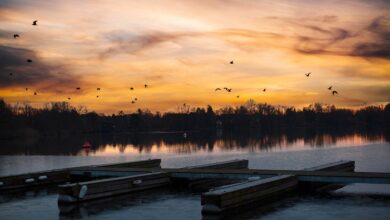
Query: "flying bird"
13 34 20 38
215 88 221 91
67 97 71 100
263 88 266 92
144 84 148 88
237 95 240 98
96 95 99 98
223 87 232 92
76 87 80 90
131 101 135 104
97 88 101 91
34 92 37 95
134 98 138 101
328 86 332 90
27 59 32 63
130 87 134 90
230 60 234 64
25 88 28 91
305 72 311 77
9 73 13 76
32 20 38 25
332 91 338 95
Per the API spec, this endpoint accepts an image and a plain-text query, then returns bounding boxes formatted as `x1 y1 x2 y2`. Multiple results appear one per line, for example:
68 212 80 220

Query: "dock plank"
0 159 161 191
58 172 170 203
201 161 356 215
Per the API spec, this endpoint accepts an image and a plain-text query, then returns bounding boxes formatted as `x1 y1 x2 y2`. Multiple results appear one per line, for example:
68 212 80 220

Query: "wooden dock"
201 175 298 215
58 159 249 203
201 160 354 215
58 172 170 203
0 159 161 191
1 158 390 217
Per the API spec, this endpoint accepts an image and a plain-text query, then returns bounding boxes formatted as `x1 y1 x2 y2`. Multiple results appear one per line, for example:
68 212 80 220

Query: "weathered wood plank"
58 172 171 203
183 159 248 192
201 175 298 214
164 168 390 184
0 170 69 191
0 159 161 191
63 166 390 184
301 160 354 192
184 159 248 170
201 160 356 215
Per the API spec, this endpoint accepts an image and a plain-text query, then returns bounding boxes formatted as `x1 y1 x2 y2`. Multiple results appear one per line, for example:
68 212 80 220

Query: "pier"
1 159 389 217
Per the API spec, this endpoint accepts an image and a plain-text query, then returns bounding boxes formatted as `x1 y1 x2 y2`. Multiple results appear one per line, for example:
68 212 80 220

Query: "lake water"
0 132 389 220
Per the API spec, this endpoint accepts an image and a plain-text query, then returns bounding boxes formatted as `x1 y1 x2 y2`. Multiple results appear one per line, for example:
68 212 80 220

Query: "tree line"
0 99 389 139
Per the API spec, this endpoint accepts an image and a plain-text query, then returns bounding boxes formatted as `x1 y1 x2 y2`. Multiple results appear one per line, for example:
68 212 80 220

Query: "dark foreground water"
0 132 389 220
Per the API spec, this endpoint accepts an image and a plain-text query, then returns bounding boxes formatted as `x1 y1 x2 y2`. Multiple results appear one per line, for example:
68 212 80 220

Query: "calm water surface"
0 132 389 219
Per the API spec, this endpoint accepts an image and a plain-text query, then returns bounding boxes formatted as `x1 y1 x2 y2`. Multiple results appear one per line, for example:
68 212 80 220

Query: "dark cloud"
295 15 390 59
295 27 352 55
0 45 80 91
99 31 191 60
340 85 390 106
350 16 390 58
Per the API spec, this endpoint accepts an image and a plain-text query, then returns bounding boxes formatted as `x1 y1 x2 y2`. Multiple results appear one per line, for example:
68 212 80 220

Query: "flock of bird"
7 20 339 107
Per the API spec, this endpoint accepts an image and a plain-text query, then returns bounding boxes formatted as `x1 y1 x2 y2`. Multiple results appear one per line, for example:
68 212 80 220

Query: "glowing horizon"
0 0 389 114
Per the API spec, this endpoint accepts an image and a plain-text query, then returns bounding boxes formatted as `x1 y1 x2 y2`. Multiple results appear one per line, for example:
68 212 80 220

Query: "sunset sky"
0 0 389 113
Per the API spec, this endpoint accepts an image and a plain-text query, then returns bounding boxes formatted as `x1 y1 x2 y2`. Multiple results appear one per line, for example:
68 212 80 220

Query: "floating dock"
201 160 354 215
58 159 249 203
58 172 170 203
0 159 161 191
1 158 389 217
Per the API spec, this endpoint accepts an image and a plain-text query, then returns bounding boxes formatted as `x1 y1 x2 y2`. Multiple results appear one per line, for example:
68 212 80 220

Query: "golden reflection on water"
80 134 385 156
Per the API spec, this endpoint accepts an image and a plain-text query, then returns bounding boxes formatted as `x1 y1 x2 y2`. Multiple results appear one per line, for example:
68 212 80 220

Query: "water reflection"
0 130 387 156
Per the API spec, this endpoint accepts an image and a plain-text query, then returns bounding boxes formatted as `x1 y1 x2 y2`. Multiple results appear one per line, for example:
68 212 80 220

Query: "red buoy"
82 141 92 148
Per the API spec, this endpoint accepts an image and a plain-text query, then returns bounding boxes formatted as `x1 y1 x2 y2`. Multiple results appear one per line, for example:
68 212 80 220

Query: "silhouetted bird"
67 97 71 100
263 88 266 92
144 84 148 88
305 72 311 77
27 59 32 63
25 88 28 91
328 86 332 90
332 91 338 95
9 73 13 76
97 88 100 91
32 20 38 25
13 34 20 38
76 87 80 90
34 92 37 95
237 95 240 98
215 88 221 91
130 87 134 90
135 98 138 101
131 101 135 104
230 60 234 64
96 95 99 98
224 87 232 92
